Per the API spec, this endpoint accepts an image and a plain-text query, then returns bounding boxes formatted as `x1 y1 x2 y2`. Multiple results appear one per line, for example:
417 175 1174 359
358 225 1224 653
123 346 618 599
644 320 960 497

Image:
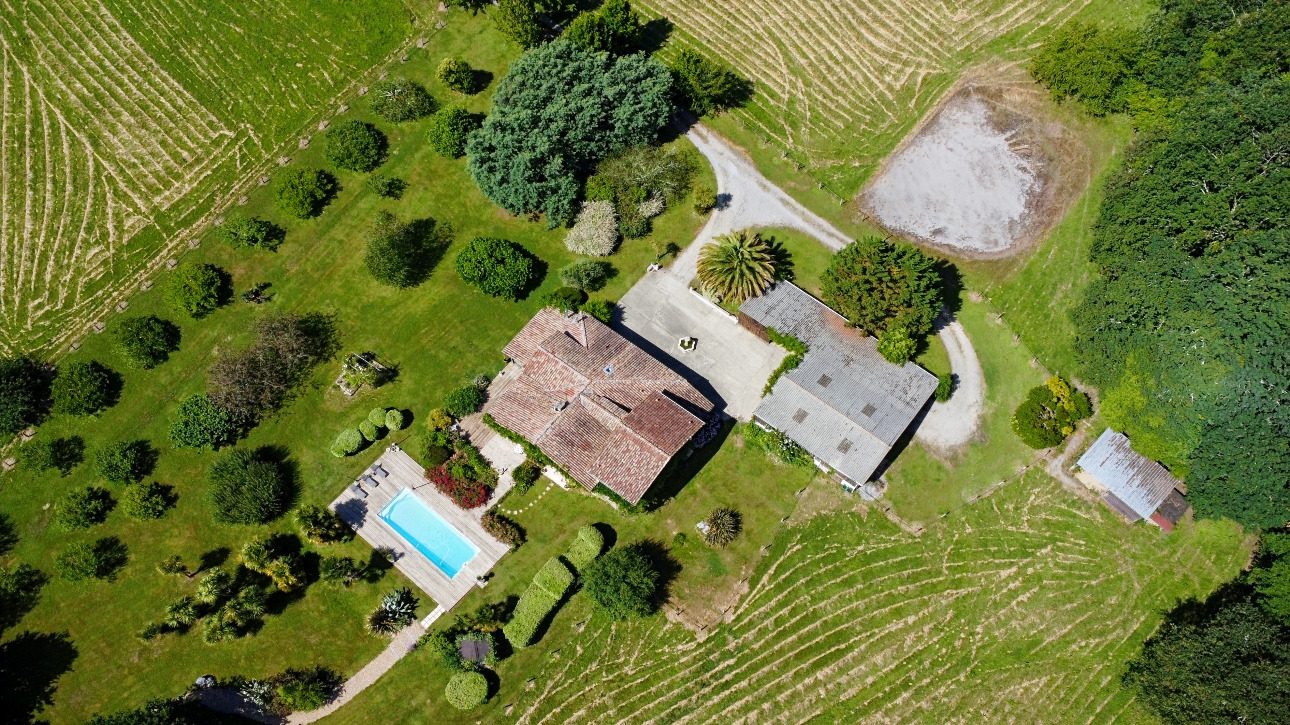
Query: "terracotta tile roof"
489 310 713 504
623 392 704 455
590 427 671 504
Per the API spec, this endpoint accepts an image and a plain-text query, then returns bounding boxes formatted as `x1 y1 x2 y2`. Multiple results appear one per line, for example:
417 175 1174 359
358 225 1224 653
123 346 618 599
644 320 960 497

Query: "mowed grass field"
638 0 1151 210
0 11 717 723
328 471 1250 725
0 0 429 355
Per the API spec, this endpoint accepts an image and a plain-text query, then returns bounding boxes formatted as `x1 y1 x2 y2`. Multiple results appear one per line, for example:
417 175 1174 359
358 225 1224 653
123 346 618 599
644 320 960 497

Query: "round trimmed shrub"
52 360 114 416
121 482 171 520
370 78 436 122
368 407 389 426
275 167 335 219
583 544 659 620
170 394 239 450
166 262 224 319
559 259 613 291
359 420 379 442
564 201 618 256
214 215 280 251
445 671 489 709
583 299 613 324
208 450 290 525
426 107 480 158
94 440 149 484
385 409 405 431
455 236 535 300
324 120 386 172
54 486 114 530
437 57 474 93
113 315 179 369
334 428 363 456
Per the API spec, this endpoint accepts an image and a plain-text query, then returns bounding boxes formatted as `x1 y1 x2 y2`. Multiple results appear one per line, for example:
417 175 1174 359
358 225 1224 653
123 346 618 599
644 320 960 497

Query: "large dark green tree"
207 449 291 525
466 39 673 224
821 237 942 338
581 543 659 620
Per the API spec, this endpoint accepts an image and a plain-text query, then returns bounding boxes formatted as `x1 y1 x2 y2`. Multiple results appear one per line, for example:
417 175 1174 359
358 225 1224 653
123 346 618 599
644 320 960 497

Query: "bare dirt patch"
858 66 1089 260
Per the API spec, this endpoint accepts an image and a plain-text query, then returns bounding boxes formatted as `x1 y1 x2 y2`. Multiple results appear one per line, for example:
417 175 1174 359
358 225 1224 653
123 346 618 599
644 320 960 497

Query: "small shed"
1075 429 1189 531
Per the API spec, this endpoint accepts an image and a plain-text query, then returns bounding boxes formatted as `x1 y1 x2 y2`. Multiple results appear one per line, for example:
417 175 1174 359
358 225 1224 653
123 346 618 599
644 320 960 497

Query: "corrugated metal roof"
1077 429 1183 520
742 282 938 483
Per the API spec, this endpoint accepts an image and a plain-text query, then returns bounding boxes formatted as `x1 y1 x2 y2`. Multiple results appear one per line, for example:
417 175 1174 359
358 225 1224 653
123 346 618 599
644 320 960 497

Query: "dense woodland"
1035 0 1290 530
1034 0 1290 718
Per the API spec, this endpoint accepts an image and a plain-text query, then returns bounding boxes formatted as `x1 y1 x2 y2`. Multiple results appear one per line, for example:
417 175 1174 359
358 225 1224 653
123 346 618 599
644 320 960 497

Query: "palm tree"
697 231 777 303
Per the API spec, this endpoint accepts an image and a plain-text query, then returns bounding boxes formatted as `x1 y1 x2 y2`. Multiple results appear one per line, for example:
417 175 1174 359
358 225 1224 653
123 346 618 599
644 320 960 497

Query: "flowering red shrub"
425 466 489 509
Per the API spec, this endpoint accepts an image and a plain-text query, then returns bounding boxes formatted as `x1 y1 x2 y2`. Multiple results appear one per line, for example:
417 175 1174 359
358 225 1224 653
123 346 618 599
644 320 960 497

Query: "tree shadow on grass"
631 539 683 610
639 17 674 55
0 512 17 556
254 445 301 518
92 536 130 581
0 631 78 724
198 547 232 574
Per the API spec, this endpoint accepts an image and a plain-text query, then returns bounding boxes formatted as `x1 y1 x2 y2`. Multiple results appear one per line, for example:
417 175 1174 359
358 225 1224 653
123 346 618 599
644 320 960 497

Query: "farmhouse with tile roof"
738 282 939 494
1075 428 1190 531
490 308 714 505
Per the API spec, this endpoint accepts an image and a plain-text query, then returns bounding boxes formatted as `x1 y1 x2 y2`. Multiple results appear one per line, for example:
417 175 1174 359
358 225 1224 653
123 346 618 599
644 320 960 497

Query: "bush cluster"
481 511 525 550
426 106 481 158
208 449 291 525
54 536 127 581
170 394 239 450
437 57 475 93
582 543 658 620
558 259 613 291
501 585 558 649
274 168 335 219
208 312 332 424
240 536 305 593
214 215 281 251
1011 376 1092 449
94 439 150 484
324 120 386 173
51 360 115 416
666 47 749 117
369 78 436 122
425 465 489 509
540 286 586 313
165 262 224 319
16 436 83 475
443 384 485 418
876 325 917 366
582 299 613 324
564 200 618 256
296 504 349 545
0 355 43 437
54 486 114 530
120 482 172 520
742 423 813 468
113 315 180 369
455 236 535 300
366 173 406 199
511 458 542 492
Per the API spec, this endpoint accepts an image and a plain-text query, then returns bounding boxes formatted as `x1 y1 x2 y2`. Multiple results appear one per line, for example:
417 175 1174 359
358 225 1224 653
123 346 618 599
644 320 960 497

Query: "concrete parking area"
615 268 785 420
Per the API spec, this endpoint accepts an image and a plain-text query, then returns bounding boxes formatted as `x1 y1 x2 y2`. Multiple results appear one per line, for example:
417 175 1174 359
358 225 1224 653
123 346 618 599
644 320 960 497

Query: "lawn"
0 11 715 723
327 467 1250 724
0 0 432 355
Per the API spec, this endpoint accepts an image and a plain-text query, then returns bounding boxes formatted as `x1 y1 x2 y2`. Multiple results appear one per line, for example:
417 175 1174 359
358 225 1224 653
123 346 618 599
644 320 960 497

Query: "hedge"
532 557 574 599
445 671 489 709
385 409 405 431
333 428 362 456
564 525 604 573
358 420 379 442
501 587 558 648
368 407 388 426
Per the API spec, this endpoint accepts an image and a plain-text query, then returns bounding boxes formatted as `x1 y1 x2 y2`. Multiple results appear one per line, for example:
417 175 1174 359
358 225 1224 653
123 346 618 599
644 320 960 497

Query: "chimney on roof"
552 400 567 412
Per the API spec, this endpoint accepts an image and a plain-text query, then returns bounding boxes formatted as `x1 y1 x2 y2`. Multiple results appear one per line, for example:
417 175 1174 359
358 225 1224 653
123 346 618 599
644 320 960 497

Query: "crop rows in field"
510 474 1246 724
640 0 1090 186
0 0 412 355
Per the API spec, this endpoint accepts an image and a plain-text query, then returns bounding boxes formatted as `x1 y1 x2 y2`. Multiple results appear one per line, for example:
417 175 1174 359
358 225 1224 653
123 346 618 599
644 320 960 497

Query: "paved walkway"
286 621 428 724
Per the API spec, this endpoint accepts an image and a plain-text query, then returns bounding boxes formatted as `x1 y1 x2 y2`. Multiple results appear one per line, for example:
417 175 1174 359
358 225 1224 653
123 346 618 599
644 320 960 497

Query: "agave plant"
367 587 418 636
702 507 743 548
697 231 777 303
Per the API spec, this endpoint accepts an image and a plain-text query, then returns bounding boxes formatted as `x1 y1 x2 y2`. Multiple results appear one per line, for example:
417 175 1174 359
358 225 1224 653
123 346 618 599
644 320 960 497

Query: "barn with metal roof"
1075 428 1190 531
738 282 938 495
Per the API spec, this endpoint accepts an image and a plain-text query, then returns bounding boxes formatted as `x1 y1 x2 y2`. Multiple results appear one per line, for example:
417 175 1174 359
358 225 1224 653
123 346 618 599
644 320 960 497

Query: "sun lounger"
349 483 368 498
371 464 388 478
360 474 378 487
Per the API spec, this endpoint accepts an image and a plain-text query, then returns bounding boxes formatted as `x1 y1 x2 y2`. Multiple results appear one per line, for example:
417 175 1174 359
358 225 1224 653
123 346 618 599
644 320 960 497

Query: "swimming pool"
378 488 478 578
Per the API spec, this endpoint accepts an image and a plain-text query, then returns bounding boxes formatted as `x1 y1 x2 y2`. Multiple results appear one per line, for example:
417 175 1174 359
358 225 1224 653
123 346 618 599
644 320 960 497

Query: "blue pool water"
378 488 478 578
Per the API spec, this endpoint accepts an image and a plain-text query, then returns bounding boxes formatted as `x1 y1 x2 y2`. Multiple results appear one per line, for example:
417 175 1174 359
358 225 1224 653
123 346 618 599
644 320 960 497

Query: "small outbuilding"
1074 428 1190 531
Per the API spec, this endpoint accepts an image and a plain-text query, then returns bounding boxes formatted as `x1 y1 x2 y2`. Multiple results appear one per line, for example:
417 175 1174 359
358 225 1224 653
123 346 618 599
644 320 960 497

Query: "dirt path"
683 123 986 450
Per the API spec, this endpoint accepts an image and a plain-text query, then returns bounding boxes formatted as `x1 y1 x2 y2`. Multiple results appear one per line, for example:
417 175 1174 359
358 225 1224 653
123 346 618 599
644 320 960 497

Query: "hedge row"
532 557 574 599
564 525 604 573
501 586 558 649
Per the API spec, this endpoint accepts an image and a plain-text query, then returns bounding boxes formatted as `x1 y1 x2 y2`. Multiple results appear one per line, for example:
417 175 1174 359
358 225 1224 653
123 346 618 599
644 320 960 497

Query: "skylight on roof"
861 403 877 417
603 365 614 376
817 374 833 387
792 409 809 423
837 439 853 453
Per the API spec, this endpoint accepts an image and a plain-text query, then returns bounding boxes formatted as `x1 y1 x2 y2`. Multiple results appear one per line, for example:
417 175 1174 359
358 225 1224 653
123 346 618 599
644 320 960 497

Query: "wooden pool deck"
328 446 510 611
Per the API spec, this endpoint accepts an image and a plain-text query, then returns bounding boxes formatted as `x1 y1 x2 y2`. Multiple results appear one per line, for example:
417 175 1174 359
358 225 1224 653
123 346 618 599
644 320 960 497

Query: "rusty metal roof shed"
1076 428 1185 520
